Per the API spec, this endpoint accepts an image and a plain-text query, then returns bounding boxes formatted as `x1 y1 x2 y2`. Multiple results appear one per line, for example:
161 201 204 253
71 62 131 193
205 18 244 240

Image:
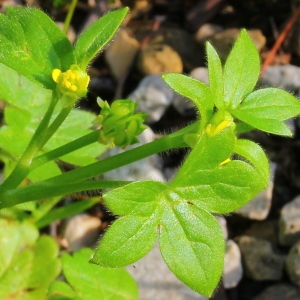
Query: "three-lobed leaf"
93 128 268 296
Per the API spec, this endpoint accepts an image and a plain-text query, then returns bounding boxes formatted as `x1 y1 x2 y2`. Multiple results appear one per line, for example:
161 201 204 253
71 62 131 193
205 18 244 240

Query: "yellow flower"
52 64 90 107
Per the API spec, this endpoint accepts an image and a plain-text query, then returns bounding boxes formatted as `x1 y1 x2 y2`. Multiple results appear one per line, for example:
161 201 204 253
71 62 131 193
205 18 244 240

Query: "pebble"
102 127 165 182
127 243 207 300
238 236 285 281
279 195 300 246
61 213 101 252
253 283 300 300
236 163 275 220
129 75 175 122
137 43 183 75
259 65 300 94
222 240 243 289
105 28 139 79
285 240 300 285
244 220 278 244
215 215 228 240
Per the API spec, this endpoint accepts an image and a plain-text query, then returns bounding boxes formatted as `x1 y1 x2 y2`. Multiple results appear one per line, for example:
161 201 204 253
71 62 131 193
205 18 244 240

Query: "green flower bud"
52 64 90 107
93 98 147 148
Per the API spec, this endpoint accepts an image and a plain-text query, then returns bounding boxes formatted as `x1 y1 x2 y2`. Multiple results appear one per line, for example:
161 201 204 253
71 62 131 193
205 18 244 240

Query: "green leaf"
92 214 158 267
0 7 75 88
234 139 270 185
27 235 61 288
0 220 60 299
223 29 260 109
74 7 129 69
159 201 224 297
206 42 224 109
51 248 138 300
44 109 107 166
231 88 300 136
48 281 76 300
171 129 265 213
162 73 213 129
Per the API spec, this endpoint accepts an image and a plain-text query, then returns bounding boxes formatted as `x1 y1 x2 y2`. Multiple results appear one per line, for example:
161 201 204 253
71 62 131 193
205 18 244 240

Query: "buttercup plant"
0 5 300 298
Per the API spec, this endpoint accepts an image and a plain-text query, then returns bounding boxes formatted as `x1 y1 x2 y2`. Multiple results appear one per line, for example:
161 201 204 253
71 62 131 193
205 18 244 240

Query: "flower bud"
93 98 147 148
52 64 90 107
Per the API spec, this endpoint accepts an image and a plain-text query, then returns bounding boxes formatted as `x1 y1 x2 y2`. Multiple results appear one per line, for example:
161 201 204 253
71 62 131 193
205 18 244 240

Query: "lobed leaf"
223 29 260 109
75 7 129 69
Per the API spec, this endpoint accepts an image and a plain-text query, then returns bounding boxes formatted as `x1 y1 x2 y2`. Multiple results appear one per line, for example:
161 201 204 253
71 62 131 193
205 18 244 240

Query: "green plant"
0 5 299 298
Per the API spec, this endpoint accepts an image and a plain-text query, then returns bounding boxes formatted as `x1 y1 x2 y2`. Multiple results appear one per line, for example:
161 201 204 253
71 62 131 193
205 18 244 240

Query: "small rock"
209 28 266 60
102 127 165 182
259 65 300 94
238 236 285 281
286 240 300 285
105 28 139 79
236 162 275 220
137 43 183 75
194 23 223 43
62 214 101 252
127 243 207 300
129 75 175 122
279 195 300 246
222 240 243 289
215 215 228 240
253 284 300 300
244 220 278 244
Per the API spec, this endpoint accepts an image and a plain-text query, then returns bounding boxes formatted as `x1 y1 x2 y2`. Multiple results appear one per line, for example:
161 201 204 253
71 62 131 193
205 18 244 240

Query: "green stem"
63 0 78 34
40 106 72 149
0 93 58 190
42 121 197 185
31 130 100 171
2 180 130 207
0 122 199 208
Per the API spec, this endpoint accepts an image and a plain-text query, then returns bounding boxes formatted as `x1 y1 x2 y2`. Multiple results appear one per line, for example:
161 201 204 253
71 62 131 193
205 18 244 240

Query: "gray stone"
244 220 278 244
127 243 207 300
236 163 276 220
222 240 243 289
102 128 165 182
253 284 300 300
238 236 285 281
286 240 300 285
215 215 228 240
129 75 174 122
259 65 300 94
279 195 300 246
